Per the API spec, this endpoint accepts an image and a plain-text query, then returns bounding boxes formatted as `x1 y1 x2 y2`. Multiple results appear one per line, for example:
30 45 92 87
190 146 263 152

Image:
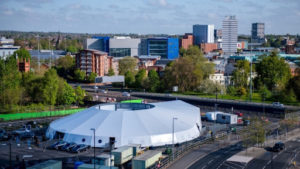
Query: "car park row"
48 140 90 153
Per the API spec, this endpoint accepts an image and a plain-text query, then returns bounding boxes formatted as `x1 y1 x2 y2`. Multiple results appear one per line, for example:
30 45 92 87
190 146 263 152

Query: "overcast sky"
0 0 299 35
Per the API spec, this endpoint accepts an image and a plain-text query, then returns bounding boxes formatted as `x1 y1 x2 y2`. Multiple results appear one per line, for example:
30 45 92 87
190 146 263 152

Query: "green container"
112 146 133 165
27 160 62 169
132 150 162 169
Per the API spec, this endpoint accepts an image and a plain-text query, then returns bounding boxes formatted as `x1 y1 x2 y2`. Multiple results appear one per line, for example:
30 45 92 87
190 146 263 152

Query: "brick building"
200 43 218 54
76 49 118 76
17 58 30 72
180 34 194 50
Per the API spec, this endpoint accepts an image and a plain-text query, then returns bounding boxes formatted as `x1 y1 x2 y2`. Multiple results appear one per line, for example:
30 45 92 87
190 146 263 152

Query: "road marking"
208 159 214 164
201 165 207 169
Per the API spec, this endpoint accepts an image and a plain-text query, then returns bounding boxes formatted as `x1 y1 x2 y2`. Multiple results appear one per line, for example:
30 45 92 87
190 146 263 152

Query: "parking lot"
0 139 105 168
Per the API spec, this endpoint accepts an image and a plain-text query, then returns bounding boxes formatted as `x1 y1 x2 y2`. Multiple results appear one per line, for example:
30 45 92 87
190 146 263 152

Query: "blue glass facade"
91 36 110 53
147 38 179 59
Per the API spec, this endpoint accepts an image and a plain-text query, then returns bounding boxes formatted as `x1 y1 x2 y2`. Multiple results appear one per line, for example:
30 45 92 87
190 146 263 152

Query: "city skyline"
0 0 300 35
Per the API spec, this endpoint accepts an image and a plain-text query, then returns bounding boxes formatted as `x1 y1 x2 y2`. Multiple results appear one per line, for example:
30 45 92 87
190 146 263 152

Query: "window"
82 138 86 142
110 48 131 57
98 139 102 143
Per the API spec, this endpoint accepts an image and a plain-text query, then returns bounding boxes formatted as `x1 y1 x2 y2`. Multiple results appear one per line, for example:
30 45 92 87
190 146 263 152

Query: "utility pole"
48 36 52 68
37 35 40 72
172 117 177 161
90 128 96 169
249 47 253 102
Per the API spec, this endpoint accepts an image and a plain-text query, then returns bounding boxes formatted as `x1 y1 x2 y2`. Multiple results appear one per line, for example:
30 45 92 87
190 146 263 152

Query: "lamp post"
90 128 96 169
172 117 178 161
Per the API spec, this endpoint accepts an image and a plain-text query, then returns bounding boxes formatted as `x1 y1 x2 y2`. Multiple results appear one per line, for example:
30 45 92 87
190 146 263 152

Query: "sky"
0 0 300 35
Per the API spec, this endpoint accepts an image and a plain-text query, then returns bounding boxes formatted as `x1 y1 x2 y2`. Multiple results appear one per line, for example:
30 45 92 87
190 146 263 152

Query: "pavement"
0 139 104 168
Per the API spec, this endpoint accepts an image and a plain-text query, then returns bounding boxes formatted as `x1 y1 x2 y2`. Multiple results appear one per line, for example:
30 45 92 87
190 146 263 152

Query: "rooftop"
134 150 161 160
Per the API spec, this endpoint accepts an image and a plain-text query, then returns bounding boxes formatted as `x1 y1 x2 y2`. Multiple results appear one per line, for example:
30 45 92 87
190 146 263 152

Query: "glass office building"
147 38 179 59
110 48 131 57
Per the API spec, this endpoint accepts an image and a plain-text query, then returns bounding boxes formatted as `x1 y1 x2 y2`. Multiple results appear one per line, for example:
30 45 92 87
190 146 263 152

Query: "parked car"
122 92 130 97
60 142 77 151
48 141 68 150
0 129 10 141
272 102 284 108
243 120 250 126
70 144 90 153
93 86 98 89
100 89 107 94
272 142 285 152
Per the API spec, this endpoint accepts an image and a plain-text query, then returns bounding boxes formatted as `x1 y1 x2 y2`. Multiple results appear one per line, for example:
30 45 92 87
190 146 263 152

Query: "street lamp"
172 117 178 161
90 128 96 169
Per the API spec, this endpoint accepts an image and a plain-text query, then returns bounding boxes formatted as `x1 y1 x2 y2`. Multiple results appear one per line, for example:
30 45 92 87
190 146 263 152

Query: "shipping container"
216 113 238 124
111 146 133 165
93 153 114 166
128 144 142 156
132 150 162 169
27 160 62 169
78 164 118 169
205 111 224 121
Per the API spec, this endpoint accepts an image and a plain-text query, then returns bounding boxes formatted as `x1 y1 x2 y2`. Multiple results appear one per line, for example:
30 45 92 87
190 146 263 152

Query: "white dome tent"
46 100 202 148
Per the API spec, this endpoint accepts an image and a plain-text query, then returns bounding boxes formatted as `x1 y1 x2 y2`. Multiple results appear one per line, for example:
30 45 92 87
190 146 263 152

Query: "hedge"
0 108 85 121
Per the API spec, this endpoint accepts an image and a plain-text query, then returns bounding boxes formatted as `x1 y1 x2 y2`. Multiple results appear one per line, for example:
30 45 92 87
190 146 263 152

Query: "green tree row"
0 49 86 113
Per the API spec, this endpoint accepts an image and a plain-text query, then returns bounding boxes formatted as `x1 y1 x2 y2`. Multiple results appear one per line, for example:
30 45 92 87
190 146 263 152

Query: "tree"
231 60 250 89
135 69 147 88
145 70 160 92
108 68 115 76
163 46 214 92
74 69 86 82
255 51 291 90
56 79 76 105
66 45 78 53
56 55 74 70
118 56 137 75
125 71 135 88
88 72 97 83
75 86 85 105
42 69 59 105
198 79 226 95
13 48 31 61
0 56 22 108
288 69 300 101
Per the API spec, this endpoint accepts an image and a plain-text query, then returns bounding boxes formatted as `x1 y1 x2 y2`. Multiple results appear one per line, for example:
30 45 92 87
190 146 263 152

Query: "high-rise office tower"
193 24 214 45
251 23 265 43
222 16 238 56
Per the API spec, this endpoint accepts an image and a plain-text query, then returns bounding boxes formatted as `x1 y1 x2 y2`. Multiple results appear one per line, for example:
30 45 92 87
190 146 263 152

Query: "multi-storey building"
180 34 193 50
251 23 265 43
200 43 218 54
84 37 110 53
109 36 141 57
222 16 238 56
147 38 179 60
193 24 214 45
76 49 117 77
0 46 20 59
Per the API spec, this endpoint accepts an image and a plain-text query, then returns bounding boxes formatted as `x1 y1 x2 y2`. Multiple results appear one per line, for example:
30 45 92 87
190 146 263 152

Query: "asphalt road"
187 142 244 169
245 139 300 169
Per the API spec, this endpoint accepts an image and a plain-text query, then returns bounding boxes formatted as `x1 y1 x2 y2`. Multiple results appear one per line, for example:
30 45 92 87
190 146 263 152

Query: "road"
245 139 300 169
187 142 244 169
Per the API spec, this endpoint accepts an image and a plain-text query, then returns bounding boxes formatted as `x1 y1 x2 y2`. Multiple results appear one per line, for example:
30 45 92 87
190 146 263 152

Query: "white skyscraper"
222 16 238 56
193 24 214 45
